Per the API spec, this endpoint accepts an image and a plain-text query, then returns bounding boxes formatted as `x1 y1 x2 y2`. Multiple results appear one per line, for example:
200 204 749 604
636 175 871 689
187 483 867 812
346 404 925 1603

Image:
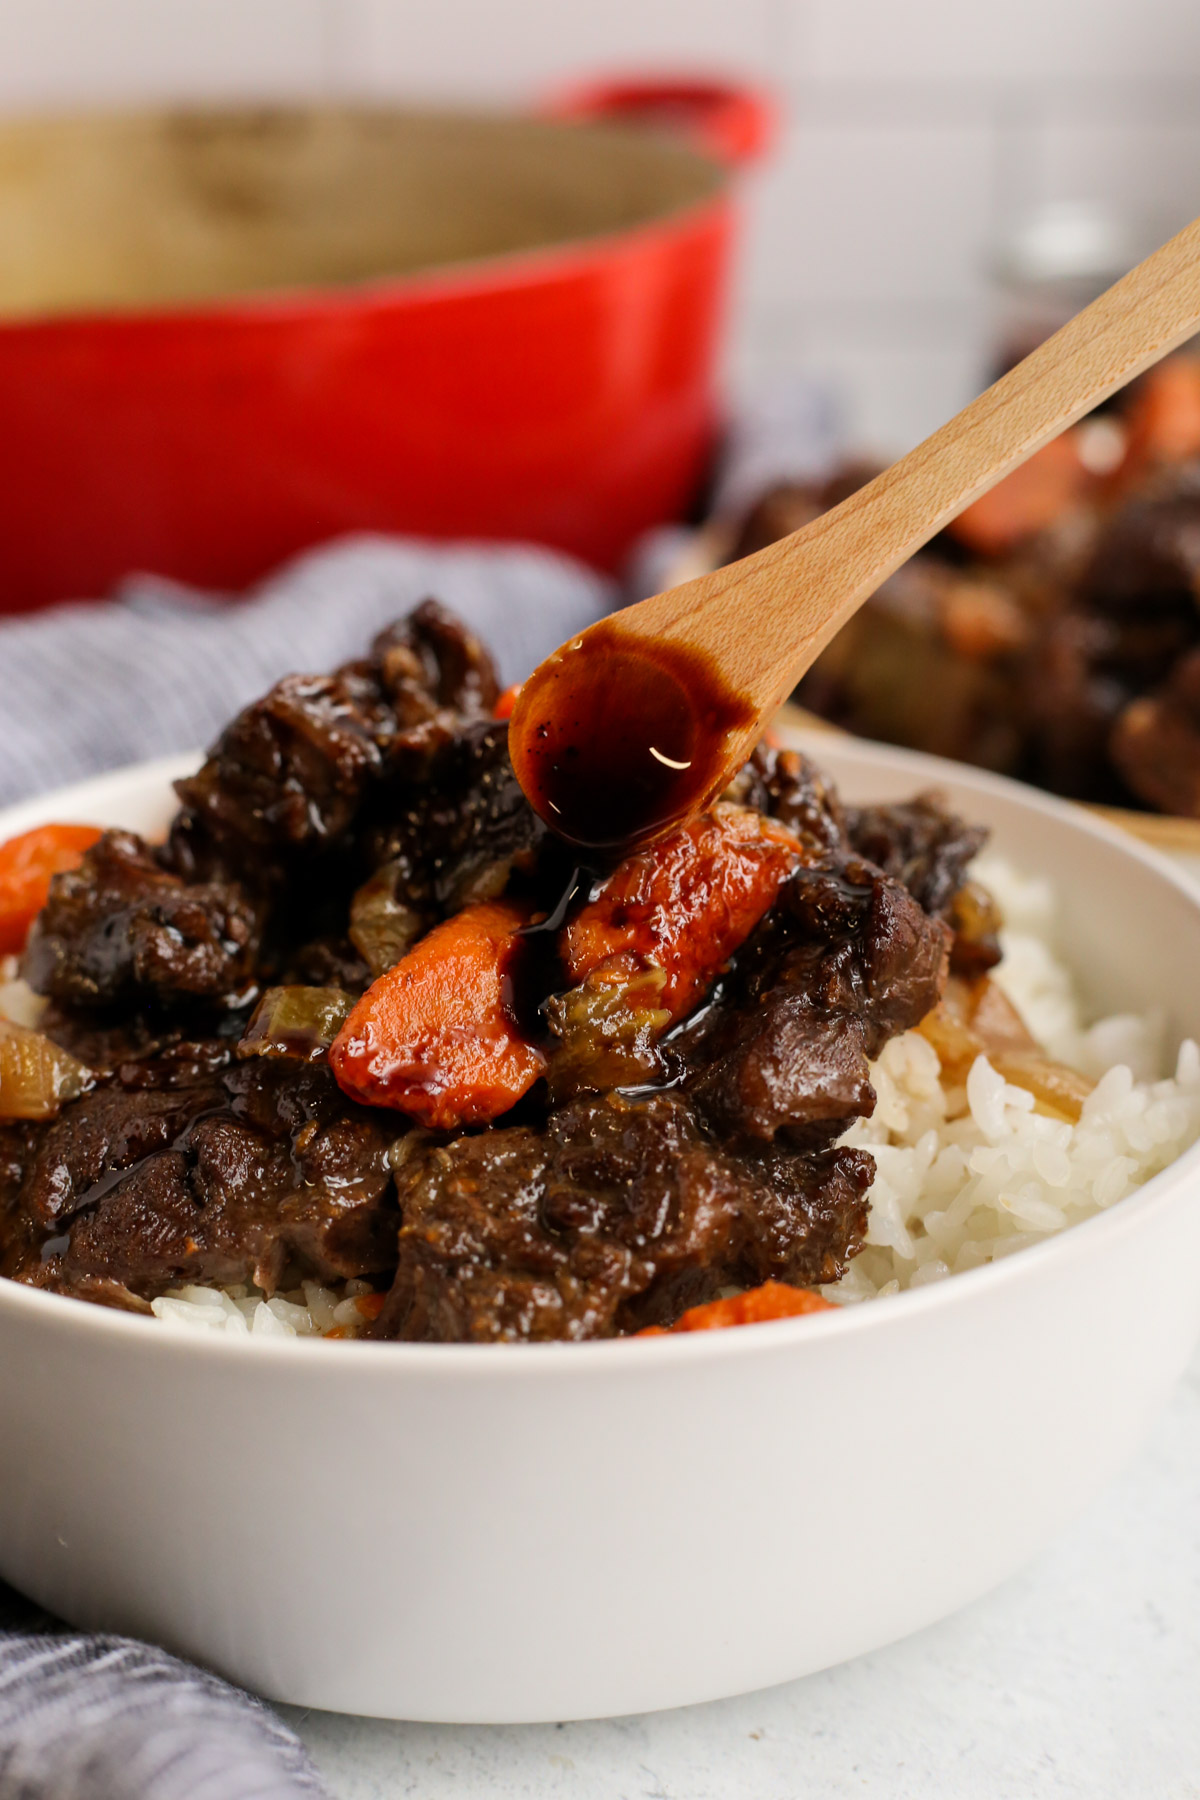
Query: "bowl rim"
3 736 1199 1375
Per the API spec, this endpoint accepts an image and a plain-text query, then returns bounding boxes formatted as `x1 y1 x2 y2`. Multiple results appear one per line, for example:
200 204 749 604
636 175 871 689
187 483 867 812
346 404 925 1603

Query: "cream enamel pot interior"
1 734 1199 1724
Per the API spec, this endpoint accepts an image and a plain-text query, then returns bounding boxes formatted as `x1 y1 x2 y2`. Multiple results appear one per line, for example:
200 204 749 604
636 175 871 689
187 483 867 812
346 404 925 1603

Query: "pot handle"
539 76 775 168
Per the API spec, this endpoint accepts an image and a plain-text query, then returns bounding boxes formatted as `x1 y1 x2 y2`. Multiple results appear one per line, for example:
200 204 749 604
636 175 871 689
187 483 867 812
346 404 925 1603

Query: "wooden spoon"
509 212 1200 852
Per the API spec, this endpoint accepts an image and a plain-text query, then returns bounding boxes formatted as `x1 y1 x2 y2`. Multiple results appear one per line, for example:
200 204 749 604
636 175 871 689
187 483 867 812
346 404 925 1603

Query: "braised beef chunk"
377 1092 873 1343
22 830 261 1009
683 861 948 1146
172 600 500 860
161 604 511 983
1079 464 1200 632
1021 611 1129 801
277 936 373 995
371 600 499 726
727 745 846 851
35 1002 187 1073
0 1122 38 1245
1111 646 1200 816
844 796 983 917
173 671 391 855
348 720 547 976
369 721 545 915
14 1082 224 1232
4 1058 397 1303
1009 466 1200 805
0 601 993 1340
843 793 1001 975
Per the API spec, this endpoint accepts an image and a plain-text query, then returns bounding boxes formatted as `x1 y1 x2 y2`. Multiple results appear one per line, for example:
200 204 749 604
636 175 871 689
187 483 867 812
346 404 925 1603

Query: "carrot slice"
329 899 546 1129
561 805 807 1025
493 683 522 721
639 1281 834 1335
948 433 1089 557
0 824 103 956
1121 356 1200 477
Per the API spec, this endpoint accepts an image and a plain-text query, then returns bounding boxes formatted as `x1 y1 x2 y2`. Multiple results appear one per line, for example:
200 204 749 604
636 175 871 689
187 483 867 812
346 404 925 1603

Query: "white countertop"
283 1337 1200 1799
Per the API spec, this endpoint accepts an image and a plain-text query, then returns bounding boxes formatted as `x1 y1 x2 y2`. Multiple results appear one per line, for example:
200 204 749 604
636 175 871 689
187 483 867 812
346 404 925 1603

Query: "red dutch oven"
0 78 771 614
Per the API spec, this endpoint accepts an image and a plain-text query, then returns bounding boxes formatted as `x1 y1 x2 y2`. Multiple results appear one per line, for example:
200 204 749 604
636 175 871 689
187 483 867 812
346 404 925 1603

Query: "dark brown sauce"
508 621 757 853
39 1102 231 1264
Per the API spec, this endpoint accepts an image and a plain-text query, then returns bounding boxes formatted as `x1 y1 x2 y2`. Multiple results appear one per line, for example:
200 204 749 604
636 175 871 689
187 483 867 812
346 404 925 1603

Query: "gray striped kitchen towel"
0 1582 328 1799
0 533 616 807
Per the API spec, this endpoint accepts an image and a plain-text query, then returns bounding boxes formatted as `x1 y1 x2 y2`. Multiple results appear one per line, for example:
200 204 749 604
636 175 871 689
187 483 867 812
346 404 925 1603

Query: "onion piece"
991 1052 1094 1124
0 1019 94 1120
349 862 424 977
0 976 47 1030
237 986 355 1062
544 969 669 1102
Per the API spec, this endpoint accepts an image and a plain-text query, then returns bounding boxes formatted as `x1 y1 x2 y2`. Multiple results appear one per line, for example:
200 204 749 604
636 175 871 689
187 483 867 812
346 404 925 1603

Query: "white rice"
830 854 1200 1304
149 1278 378 1340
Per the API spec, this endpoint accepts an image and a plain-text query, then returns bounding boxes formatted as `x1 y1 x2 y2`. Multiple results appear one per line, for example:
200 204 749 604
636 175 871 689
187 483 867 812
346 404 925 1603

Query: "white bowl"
1 738 1199 1725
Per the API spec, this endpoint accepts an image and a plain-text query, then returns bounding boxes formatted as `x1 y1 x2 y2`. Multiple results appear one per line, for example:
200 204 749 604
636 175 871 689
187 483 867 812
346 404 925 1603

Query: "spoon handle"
635 210 1200 712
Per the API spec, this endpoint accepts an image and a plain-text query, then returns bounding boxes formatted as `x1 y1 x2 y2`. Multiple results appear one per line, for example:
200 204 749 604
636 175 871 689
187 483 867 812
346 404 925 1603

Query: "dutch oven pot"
0 79 769 613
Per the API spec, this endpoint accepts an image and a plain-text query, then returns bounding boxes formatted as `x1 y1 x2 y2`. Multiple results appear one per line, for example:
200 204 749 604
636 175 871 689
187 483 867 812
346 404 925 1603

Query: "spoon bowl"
507 621 753 850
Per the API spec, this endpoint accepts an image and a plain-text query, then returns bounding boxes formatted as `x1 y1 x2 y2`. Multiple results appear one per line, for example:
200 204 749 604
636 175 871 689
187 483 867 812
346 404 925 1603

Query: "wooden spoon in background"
509 212 1200 853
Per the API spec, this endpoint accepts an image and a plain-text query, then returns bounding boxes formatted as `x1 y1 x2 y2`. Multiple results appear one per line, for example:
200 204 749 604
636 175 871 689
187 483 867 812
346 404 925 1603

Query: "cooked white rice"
9 860 1197 1338
149 1278 378 1339
829 854 1200 1303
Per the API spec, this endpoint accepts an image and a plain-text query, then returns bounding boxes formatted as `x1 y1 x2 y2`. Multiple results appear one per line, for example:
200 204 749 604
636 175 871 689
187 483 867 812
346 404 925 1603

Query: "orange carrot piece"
948 433 1089 557
493 683 522 720
1121 356 1200 476
639 1281 834 1335
354 1291 387 1321
0 824 103 956
329 899 546 1129
561 805 806 1024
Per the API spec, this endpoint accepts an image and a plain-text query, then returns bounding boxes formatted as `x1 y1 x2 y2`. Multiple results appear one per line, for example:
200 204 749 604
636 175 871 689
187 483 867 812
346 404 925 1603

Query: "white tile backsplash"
745 120 996 307
1031 118 1200 254
332 0 778 100
0 0 329 110
1 0 1197 449
799 0 1200 87
733 298 989 454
